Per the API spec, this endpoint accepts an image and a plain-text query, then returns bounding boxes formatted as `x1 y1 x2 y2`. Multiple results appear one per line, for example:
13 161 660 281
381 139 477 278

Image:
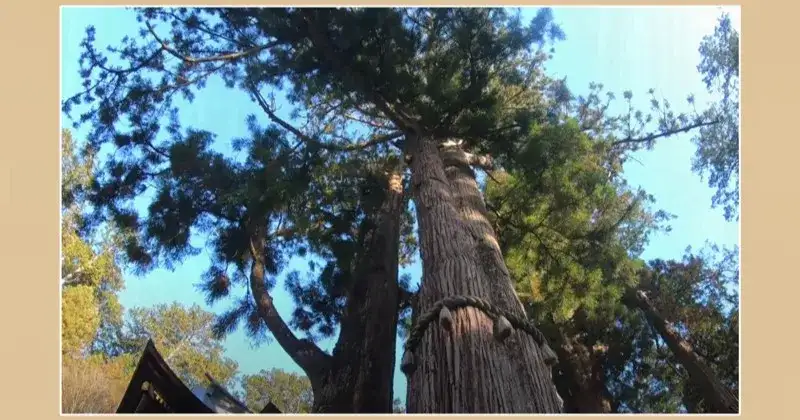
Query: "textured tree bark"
554 335 617 413
249 168 404 413
624 289 738 413
404 137 561 413
311 168 405 413
249 229 331 376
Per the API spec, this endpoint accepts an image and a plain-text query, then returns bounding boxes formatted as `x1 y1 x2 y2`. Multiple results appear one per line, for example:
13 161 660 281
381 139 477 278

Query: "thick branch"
554 332 617 413
343 111 393 129
248 234 330 374
439 139 495 171
464 152 494 171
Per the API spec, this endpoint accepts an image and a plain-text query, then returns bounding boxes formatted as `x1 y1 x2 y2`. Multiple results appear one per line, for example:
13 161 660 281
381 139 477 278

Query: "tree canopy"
241 368 314 413
61 7 739 414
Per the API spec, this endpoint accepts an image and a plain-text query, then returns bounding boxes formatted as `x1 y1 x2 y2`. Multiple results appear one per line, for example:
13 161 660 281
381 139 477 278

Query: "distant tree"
241 368 314 413
61 355 130 413
122 302 240 390
392 398 406 413
61 129 125 357
63 6 738 414
62 285 101 356
624 246 739 413
692 13 739 221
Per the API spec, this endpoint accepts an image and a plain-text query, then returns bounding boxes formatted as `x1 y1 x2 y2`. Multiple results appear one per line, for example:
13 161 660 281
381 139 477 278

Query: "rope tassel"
493 315 513 342
438 306 454 332
400 294 559 378
540 343 558 366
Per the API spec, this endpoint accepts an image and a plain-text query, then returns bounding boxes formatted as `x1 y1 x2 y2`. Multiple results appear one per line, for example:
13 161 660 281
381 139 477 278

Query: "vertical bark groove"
248 165 405 413
405 136 561 413
313 166 406 413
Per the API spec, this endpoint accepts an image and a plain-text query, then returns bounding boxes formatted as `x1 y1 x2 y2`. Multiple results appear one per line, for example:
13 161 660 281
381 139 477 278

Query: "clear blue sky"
61 6 740 405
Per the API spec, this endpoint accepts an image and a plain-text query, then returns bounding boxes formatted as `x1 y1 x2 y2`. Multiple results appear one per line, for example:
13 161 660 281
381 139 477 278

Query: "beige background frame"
0 0 777 417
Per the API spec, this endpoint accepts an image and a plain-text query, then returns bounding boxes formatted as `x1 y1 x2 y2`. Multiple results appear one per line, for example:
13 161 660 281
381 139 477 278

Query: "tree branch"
61 243 114 286
248 234 331 374
163 320 210 363
249 85 402 151
611 120 719 147
464 151 495 171
439 139 495 170
158 9 244 48
299 11 421 134
87 48 163 76
145 20 278 64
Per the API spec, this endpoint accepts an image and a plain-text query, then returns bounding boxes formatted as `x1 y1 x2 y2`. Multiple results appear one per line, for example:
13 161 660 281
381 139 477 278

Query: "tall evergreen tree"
63 7 738 413
241 368 314 413
61 129 126 357
122 302 240 390
483 12 739 414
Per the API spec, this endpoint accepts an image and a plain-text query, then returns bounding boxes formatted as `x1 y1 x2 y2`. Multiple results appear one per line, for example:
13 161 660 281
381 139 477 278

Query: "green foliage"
123 302 240 389
491 158 738 413
61 133 241 411
241 368 314 413
91 116 316 342
692 13 740 221
61 7 739 414
62 129 126 356
483 13 738 413
61 226 122 289
62 285 101 355
485 119 669 325
61 129 95 209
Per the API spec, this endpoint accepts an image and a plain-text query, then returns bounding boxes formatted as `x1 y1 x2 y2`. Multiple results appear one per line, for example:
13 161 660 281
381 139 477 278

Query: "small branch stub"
541 343 558 366
493 315 513 342
439 306 454 331
400 349 416 375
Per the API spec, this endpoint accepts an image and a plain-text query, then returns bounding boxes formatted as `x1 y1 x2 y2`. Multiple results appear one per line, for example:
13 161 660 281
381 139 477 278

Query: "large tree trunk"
404 137 561 413
311 167 405 413
248 166 404 413
624 289 738 413
553 334 617 413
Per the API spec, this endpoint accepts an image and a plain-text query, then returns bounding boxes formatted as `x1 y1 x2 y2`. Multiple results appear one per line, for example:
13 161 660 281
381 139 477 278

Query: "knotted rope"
401 294 558 376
